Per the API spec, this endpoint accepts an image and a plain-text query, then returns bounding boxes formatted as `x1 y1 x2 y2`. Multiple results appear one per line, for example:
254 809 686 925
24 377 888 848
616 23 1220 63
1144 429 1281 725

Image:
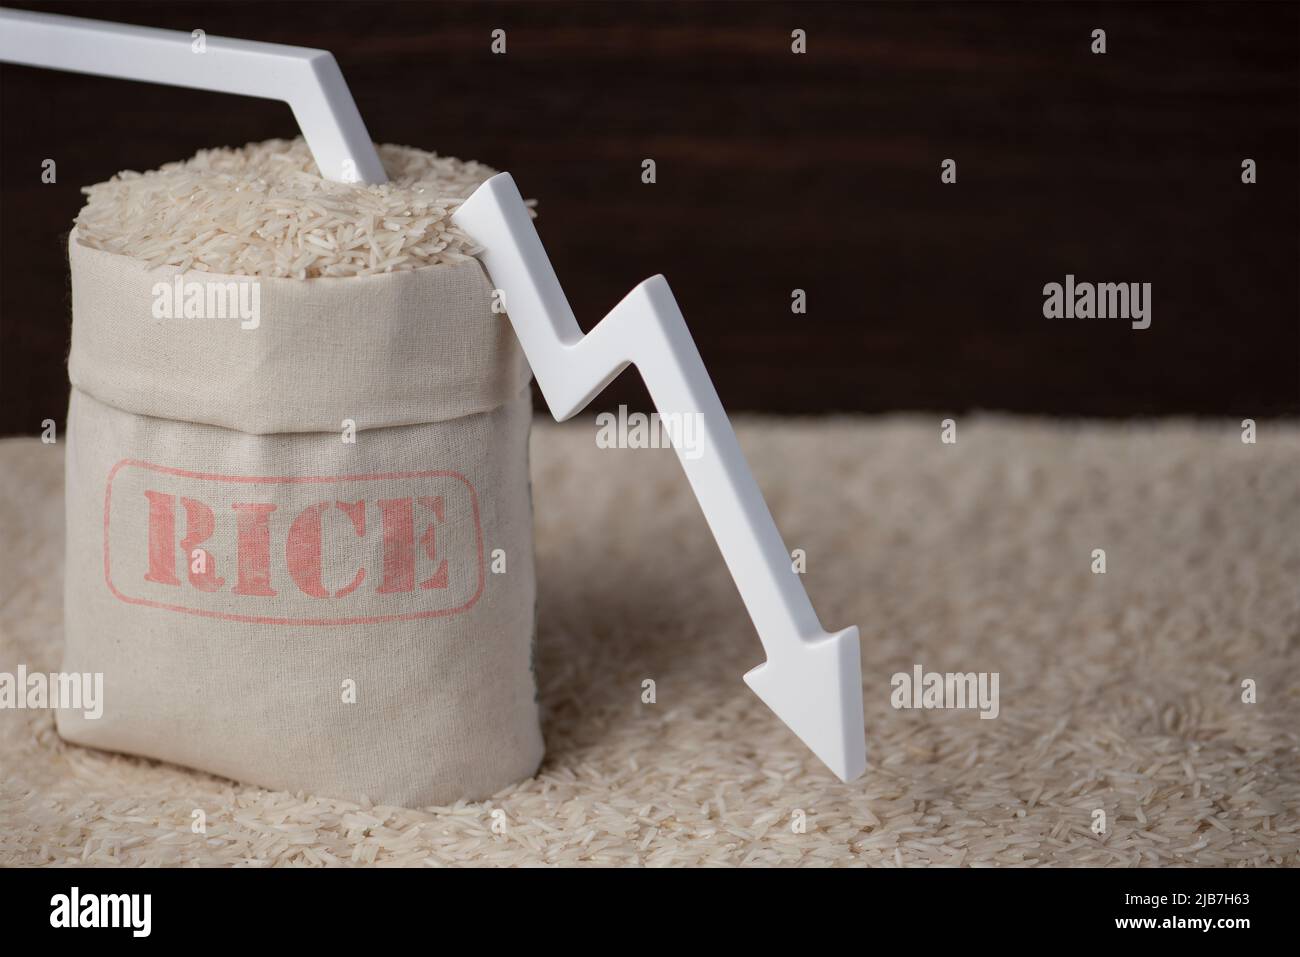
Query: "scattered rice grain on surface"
2 416 1298 866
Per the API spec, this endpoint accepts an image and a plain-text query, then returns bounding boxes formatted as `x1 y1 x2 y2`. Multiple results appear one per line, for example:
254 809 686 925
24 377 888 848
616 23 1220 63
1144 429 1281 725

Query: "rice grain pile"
2 416 1297 866
73 137 512 278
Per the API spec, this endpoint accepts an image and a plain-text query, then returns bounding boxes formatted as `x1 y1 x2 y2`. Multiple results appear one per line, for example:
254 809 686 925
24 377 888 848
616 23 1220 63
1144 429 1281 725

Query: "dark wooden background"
2 1 1297 434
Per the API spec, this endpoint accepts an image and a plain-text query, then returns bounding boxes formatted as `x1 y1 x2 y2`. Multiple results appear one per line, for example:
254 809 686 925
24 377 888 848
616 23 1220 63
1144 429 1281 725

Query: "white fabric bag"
57 235 544 807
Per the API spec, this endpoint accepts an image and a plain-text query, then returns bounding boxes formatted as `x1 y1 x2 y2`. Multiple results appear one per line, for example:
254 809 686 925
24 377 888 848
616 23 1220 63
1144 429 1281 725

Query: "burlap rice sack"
57 234 544 807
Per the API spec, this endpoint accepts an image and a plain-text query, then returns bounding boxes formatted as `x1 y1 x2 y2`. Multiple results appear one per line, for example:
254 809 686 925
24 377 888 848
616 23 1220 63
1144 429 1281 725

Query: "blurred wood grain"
1 1 1296 434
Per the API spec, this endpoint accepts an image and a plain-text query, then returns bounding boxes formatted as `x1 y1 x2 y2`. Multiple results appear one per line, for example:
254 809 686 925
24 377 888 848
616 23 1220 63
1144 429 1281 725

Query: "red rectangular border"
103 459 486 626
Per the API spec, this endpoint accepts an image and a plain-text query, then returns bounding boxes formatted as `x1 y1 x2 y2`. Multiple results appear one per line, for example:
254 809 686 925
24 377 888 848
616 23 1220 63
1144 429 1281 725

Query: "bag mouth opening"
71 137 504 281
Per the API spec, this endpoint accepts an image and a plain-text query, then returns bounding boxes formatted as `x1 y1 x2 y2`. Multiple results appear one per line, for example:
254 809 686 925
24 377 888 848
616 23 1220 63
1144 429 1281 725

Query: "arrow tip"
743 625 866 782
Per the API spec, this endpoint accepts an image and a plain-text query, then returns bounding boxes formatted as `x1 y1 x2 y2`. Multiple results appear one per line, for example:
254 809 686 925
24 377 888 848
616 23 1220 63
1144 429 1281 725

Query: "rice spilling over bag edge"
73 137 529 279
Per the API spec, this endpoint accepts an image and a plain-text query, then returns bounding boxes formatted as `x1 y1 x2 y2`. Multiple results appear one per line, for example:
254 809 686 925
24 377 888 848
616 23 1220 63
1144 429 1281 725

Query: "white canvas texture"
58 237 544 807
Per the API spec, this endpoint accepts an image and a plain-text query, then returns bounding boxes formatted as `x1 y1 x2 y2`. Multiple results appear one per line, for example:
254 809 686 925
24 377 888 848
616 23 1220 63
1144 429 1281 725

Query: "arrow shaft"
0 8 386 185
454 176 823 656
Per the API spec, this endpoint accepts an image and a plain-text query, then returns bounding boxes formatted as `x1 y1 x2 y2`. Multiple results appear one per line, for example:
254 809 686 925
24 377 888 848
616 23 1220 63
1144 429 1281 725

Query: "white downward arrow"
454 174 867 781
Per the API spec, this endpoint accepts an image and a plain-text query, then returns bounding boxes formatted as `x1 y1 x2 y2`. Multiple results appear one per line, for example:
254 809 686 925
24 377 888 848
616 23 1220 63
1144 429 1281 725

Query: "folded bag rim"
67 230 533 436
